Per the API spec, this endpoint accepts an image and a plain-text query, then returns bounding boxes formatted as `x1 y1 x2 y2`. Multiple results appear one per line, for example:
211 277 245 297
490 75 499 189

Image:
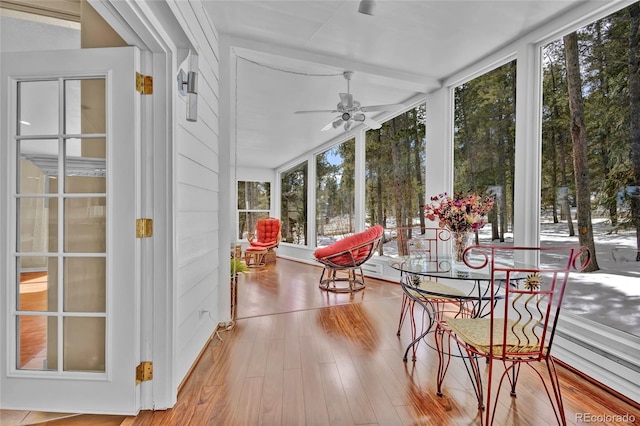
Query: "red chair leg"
545 357 568 425
397 293 411 336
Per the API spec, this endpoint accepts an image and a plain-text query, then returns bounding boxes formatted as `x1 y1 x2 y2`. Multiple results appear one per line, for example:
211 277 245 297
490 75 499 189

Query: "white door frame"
88 0 181 410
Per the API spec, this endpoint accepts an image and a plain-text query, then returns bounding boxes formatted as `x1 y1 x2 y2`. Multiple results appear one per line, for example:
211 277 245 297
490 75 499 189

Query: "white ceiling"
203 0 587 169
1 0 591 170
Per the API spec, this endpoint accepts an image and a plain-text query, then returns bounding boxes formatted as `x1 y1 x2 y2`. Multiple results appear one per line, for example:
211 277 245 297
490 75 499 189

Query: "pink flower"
424 191 495 233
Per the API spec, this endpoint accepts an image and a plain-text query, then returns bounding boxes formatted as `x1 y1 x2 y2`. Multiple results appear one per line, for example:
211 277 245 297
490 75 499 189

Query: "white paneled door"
0 47 142 414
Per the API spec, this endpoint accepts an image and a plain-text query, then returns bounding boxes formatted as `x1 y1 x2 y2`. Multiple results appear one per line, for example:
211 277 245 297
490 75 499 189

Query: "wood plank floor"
4 258 640 425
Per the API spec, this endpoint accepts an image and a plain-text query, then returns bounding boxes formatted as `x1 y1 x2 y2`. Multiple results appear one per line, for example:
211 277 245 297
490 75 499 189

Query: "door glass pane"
17 315 55 371
64 197 106 253
18 80 58 136
63 317 105 373
14 75 110 375
18 139 59 194
64 138 106 194
65 79 105 134
18 262 55 312
64 257 106 312
17 198 57 253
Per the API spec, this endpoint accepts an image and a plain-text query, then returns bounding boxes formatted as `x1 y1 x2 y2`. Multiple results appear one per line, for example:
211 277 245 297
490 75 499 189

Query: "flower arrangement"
424 192 495 234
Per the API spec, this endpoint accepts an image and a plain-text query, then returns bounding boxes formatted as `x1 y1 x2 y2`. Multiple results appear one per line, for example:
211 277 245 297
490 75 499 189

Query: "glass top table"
388 255 495 281
389 255 521 361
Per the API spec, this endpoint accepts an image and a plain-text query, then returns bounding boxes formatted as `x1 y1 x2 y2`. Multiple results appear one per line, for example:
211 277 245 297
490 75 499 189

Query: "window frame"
236 180 271 241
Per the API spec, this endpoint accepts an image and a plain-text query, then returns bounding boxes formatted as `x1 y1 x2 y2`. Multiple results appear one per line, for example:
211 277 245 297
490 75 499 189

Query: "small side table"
245 247 267 267
231 244 242 259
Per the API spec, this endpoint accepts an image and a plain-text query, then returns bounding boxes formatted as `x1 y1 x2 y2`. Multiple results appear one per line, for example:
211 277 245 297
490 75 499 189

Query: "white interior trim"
89 0 181 410
554 315 640 403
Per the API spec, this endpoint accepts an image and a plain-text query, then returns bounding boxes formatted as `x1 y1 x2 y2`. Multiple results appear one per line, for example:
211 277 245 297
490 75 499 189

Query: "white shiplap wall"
170 1 221 385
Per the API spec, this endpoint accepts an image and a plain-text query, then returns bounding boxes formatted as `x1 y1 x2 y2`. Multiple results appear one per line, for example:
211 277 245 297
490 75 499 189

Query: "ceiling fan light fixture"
353 113 365 122
342 112 351 121
344 121 354 131
358 0 375 16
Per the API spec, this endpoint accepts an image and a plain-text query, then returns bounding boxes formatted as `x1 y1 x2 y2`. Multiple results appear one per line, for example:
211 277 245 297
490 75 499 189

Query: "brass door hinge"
136 361 153 384
136 218 153 238
135 72 153 94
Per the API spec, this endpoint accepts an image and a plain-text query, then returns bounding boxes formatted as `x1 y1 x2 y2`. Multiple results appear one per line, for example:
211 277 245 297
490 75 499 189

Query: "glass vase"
451 231 473 263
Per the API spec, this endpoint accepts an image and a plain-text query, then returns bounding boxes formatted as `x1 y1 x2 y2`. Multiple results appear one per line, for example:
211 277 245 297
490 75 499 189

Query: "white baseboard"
553 316 640 403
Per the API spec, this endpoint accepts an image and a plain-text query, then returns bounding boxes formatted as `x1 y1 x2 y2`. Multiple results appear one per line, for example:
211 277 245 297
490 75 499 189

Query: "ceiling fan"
294 71 404 131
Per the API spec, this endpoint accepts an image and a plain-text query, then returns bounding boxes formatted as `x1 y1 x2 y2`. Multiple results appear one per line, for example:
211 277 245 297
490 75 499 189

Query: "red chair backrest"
256 218 281 243
314 225 384 266
462 244 590 358
396 226 451 257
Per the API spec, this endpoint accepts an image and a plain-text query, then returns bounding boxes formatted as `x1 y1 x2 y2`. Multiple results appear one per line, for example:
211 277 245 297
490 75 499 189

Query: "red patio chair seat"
313 225 384 292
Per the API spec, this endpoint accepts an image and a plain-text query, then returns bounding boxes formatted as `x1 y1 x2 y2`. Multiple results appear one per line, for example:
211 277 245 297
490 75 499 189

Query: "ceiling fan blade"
363 116 382 130
295 109 337 114
360 103 404 112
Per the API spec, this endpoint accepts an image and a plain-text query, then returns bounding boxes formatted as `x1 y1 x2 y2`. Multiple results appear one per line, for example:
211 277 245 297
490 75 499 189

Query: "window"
316 139 355 247
237 181 270 240
453 60 517 244
541 4 640 338
281 162 308 245
365 105 426 256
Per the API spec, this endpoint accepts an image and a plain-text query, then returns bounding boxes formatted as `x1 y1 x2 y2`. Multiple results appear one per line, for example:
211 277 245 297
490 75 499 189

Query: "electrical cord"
237 55 343 77
213 316 235 341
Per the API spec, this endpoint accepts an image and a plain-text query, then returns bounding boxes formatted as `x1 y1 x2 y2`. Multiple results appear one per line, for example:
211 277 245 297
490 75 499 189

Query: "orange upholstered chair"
313 225 384 292
245 217 281 266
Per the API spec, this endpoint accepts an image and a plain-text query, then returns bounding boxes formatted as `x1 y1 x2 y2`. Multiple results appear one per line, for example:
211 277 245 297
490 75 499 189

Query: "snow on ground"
537 218 640 337
461 218 640 337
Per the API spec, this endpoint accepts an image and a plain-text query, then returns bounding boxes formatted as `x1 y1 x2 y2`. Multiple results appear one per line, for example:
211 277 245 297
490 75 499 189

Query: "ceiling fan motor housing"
294 70 402 131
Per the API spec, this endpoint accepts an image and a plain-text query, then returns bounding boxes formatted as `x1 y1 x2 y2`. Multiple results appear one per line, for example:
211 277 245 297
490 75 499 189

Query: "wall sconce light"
177 67 198 122
177 69 197 95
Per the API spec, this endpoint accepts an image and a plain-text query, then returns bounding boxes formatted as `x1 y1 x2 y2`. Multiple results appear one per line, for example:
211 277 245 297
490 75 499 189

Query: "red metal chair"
313 225 384 292
434 245 590 425
245 217 281 266
395 227 468 361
